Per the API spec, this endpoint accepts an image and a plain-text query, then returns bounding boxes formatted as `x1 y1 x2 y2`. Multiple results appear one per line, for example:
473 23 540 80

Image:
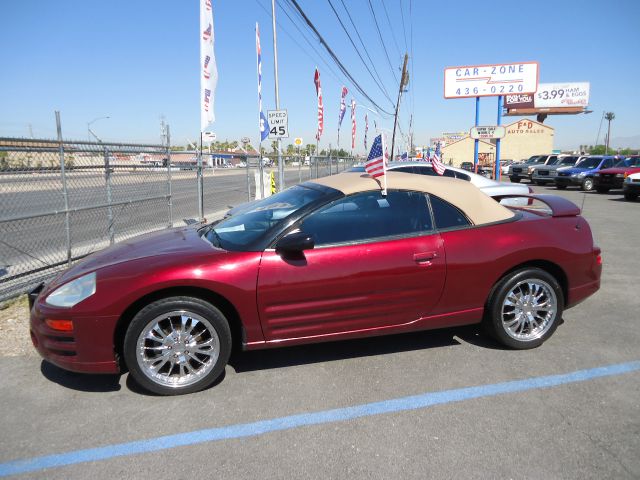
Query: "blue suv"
554 156 617 191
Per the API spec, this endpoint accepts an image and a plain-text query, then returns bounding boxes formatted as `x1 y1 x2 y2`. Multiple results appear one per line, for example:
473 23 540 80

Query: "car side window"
602 159 613 169
442 169 456 178
429 195 471 229
300 190 433 246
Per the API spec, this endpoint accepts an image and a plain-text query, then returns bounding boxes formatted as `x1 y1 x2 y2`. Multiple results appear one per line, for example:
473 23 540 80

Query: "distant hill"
611 134 640 149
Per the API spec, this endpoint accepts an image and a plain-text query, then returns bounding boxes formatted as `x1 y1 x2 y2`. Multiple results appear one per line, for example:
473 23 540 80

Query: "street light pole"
271 0 284 191
87 116 110 142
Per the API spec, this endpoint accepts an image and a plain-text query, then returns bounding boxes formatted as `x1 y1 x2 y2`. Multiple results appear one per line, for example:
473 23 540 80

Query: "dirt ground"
0 295 37 357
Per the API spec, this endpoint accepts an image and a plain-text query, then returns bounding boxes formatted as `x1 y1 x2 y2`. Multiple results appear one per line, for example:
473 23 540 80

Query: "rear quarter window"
429 195 471 229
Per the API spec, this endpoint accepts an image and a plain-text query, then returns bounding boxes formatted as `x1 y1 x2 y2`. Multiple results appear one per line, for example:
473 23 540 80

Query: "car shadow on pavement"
40 360 122 392
228 325 500 373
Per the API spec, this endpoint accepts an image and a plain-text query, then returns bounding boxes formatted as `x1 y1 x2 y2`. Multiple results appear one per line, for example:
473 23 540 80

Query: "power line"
366 0 399 83
284 0 395 116
338 0 391 105
326 0 394 106
379 0 402 58
253 0 343 88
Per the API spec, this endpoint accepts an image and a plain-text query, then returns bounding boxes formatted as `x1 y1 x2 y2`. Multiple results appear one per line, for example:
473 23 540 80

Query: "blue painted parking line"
1 360 639 477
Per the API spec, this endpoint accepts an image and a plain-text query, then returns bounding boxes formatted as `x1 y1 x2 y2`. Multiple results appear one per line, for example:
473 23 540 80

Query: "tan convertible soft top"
310 171 515 225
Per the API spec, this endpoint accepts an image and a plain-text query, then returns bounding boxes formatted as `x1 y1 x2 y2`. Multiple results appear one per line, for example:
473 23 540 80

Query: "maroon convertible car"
30 172 602 395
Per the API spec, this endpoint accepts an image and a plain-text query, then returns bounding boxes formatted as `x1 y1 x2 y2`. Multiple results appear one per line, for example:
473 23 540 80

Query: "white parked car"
349 161 533 206
623 171 640 201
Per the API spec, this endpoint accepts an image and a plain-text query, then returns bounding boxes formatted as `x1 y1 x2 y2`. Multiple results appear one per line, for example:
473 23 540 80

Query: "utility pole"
390 53 408 162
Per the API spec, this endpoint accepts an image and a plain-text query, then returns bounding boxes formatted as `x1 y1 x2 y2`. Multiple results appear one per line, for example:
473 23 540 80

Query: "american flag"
431 143 446 175
314 68 324 141
365 134 386 179
351 99 356 149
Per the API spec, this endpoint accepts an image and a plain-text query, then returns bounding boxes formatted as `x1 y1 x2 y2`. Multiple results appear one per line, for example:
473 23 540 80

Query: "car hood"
558 167 595 174
50 226 220 286
599 167 640 175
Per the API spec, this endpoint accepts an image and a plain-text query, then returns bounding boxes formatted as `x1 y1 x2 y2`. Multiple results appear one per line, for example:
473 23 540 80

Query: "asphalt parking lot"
0 183 638 479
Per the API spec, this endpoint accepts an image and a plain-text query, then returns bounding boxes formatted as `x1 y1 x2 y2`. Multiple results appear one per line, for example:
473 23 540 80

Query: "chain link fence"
1 131 359 301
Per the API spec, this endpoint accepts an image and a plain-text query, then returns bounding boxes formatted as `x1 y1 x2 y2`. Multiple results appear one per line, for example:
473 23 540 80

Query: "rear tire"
124 296 232 395
483 268 564 349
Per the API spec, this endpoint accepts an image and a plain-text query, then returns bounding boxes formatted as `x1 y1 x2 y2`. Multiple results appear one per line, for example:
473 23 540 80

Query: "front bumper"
532 170 555 183
623 182 640 195
594 175 624 189
554 175 585 187
509 168 531 181
29 285 120 374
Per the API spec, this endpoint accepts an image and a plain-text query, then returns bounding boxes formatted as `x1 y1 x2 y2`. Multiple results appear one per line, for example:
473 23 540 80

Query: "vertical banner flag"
256 23 269 142
351 99 356 150
200 0 218 131
314 68 324 141
337 86 348 145
364 113 368 151
431 142 446 175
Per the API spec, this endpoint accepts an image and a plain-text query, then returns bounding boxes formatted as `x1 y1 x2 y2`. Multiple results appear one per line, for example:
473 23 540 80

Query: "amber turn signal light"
45 319 74 332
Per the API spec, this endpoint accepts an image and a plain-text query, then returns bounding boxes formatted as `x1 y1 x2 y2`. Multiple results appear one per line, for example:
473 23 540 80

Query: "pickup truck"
531 155 583 185
508 155 556 183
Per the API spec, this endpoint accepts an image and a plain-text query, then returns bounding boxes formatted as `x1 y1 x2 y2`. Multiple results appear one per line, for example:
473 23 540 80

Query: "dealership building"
431 118 555 167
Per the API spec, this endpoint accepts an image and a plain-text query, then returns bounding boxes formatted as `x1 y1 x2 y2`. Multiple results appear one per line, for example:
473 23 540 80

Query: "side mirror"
275 231 314 253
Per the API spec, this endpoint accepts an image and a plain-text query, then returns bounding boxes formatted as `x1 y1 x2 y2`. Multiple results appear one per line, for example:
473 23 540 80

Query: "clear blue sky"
2 0 639 152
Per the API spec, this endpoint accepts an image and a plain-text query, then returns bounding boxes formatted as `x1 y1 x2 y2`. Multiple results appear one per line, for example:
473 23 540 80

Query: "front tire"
625 191 638 201
483 268 564 349
581 177 594 191
124 296 232 395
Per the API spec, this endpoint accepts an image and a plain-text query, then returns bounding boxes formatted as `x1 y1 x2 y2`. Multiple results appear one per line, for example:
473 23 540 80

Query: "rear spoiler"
494 194 581 217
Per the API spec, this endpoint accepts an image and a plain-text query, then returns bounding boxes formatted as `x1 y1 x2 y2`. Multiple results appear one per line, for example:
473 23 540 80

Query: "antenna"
576 193 587 229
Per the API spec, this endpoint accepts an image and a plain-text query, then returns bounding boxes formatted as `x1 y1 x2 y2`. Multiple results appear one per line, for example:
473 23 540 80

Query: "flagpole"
198 132 204 220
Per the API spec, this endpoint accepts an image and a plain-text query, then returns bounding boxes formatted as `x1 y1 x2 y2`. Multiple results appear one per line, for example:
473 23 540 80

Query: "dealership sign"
470 126 506 140
535 82 590 108
444 62 538 99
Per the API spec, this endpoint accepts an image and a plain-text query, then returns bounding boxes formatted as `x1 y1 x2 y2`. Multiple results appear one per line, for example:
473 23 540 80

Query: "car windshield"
617 157 640 167
525 156 543 164
575 157 602 169
201 185 326 250
559 156 578 165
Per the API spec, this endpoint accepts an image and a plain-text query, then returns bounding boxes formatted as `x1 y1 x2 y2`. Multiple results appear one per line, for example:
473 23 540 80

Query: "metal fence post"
55 111 72 266
166 125 173 228
103 145 115 244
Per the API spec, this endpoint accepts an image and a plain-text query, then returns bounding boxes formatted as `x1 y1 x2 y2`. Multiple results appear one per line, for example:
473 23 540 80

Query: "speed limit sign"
267 110 289 139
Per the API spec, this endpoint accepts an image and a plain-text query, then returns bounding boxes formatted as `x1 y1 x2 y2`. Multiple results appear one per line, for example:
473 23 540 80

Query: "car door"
256 190 446 341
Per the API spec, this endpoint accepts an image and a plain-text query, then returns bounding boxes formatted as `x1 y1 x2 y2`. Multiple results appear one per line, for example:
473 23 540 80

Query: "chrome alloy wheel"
501 279 557 342
135 310 220 389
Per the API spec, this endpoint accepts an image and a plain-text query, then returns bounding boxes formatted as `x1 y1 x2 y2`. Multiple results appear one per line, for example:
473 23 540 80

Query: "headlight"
528 167 535 174
615 173 624 178
46 272 96 307
594 173 600 177
625 176 632 183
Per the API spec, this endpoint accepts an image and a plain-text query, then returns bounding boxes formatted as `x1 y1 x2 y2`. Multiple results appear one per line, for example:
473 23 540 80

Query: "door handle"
413 251 437 264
